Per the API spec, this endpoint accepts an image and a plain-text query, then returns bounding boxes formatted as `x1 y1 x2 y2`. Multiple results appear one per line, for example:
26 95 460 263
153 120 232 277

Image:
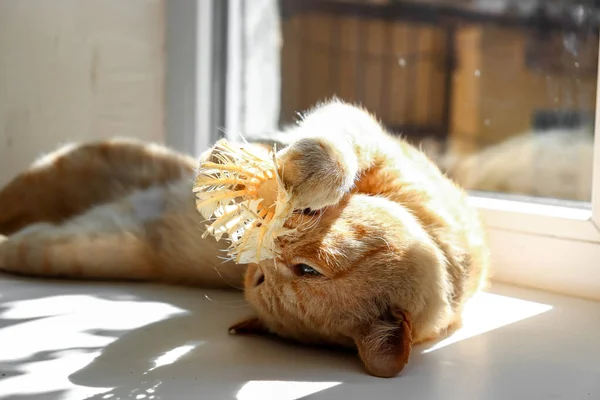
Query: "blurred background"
0 0 598 205
0 1 165 182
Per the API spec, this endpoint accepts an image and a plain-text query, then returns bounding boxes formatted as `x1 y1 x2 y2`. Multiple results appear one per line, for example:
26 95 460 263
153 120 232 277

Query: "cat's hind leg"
0 183 245 289
0 197 159 281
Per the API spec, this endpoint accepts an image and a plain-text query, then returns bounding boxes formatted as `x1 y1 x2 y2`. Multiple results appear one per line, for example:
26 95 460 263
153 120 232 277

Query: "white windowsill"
0 274 598 400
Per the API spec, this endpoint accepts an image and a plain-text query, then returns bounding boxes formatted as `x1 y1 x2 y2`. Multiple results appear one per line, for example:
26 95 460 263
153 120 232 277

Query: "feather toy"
193 139 296 264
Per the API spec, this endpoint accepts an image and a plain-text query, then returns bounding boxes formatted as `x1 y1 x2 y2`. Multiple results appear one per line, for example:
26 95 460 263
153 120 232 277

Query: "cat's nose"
253 266 265 287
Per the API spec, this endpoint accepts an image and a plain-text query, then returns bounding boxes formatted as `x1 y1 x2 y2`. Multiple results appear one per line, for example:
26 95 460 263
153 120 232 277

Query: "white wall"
0 0 165 185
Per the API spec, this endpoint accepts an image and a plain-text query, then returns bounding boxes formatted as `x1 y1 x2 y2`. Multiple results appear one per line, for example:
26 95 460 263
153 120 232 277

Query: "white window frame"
168 2 600 301
165 0 225 157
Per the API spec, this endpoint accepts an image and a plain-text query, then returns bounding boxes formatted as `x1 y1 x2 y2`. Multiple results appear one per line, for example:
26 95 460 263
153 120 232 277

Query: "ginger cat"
0 100 489 378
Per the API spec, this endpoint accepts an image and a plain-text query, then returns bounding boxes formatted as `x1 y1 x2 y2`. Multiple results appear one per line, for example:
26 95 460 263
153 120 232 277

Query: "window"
183 0 600 300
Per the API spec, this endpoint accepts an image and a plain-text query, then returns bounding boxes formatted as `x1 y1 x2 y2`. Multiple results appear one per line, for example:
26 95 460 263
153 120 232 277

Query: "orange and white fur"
0 100 489 378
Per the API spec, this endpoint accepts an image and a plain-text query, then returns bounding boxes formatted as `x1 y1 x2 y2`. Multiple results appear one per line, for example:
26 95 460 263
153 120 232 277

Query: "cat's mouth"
292 207 321 216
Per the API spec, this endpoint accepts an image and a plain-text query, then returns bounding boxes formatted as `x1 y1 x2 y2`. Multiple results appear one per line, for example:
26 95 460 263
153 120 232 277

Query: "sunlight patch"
0 294 186 399
148 342 204 371
0 295 183 322
422 292 552 353
0 295 185 361
0 351 111 399
237 380 342 400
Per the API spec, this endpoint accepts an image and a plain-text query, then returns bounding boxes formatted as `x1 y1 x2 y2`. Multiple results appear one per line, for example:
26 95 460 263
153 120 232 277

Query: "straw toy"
193 139 296 264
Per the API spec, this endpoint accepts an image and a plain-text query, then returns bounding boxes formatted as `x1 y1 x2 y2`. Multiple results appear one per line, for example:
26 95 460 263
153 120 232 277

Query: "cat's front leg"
276 100 386 211
276 136 358 211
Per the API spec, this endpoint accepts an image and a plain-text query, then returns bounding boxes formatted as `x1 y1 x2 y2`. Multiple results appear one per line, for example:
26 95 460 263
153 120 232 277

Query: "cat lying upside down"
0 100 489 378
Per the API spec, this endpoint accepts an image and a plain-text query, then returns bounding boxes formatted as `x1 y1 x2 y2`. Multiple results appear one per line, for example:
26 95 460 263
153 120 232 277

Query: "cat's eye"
293 263 321 277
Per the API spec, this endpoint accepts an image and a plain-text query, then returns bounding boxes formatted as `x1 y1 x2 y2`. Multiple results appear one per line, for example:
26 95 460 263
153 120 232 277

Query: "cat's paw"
277 137 357 211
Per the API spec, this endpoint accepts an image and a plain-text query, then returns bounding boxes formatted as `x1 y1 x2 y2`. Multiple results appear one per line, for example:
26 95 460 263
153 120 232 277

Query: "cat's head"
230 194 451 378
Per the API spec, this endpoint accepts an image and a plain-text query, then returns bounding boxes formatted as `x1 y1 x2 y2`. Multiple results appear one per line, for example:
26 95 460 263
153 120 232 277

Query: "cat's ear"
353 308 413 378
228 316 269 335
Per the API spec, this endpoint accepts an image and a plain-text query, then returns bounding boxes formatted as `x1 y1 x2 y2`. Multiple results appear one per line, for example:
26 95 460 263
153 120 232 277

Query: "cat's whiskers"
299 211 323 232
203 293 250 308
210 265 244 290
